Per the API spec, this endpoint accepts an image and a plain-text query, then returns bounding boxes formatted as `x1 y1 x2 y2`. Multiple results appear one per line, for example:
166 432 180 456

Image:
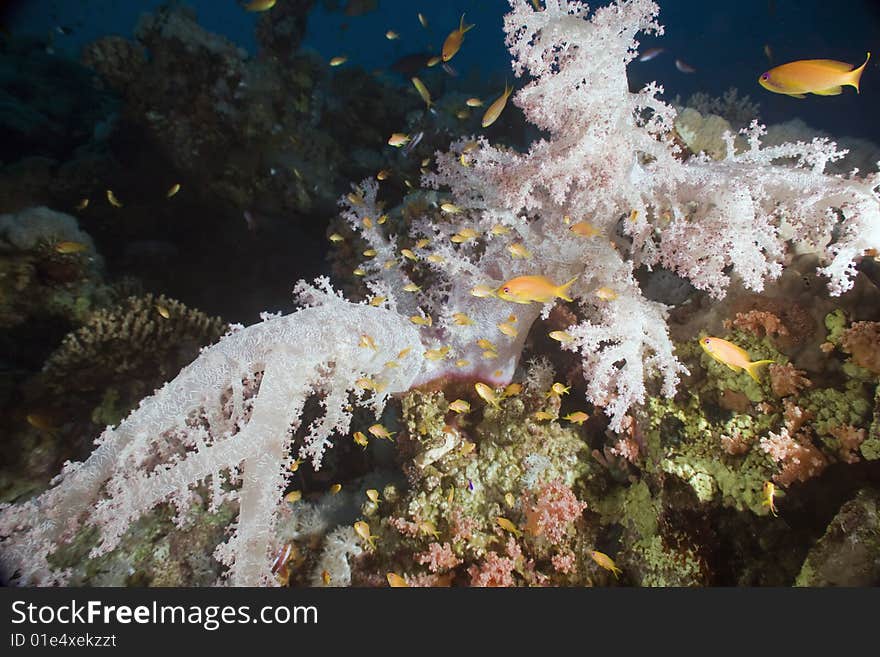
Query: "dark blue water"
6 0 879 141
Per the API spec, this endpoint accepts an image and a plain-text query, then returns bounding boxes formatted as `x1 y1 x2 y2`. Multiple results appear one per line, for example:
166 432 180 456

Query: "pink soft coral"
523 480 588 544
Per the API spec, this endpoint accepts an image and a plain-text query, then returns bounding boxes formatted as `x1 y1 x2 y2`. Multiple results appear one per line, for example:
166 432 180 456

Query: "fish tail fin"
556 276 579 302
460 13 475 33
745 359 774 382
850 51 870 93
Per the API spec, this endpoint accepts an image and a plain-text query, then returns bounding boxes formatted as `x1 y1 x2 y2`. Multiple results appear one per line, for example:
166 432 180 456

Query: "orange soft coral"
768 362 812 397
724 310 789 337
840 321 880 373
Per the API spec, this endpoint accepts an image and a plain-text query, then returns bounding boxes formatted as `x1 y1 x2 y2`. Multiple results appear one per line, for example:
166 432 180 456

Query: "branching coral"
2 0 879 586
1 285 425 586
42 293 227 394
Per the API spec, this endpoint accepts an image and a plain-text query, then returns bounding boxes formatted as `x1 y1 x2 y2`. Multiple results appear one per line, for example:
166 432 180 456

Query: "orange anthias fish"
497 275 578 304
243 0 276 12
699 337 774 382
481 81 513 128
442 14 475 62
759 52 870 97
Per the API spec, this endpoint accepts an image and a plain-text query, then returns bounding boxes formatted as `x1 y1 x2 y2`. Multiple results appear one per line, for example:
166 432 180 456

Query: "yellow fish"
377 168 391 180
285 490 302 503
441 14 475 62
548 330 574 343
507 242 532 259
418 13 428 29
451 227 479 243
476 338 496 351
410 313 433 325
440 202 461 214
498 321 517 337
106 189 123 207
330 483 342 494
699 336 774 382
368 423 395 440
359 333 378 349
388 133 410 147
329 233 344 243
26 413 57 434
243 0 276 11
366 489 380 503
155 304 171 319
562 411 589 425
474 382 500 408
453 312 474 326
449 399 471 414
589 550 622 578
353 431 369 447
427 56 441 67
166 183 181 198
385 30 400 40
497 275 578 304
353 521 377 549
411 77 432 108
386 572 409 587
503 382 522 397
424 346 451 361
54 241 88 254
329 56 348 66
75 198 89 210
759 52 870 97
496 517 522 537
595 286 618 301
470 284 496 298
569 220 600 237
466 97 483 107
481 81 513 128
762 481 779 517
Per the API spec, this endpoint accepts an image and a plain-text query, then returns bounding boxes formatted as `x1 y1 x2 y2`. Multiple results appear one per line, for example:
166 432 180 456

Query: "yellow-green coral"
643 395 775 514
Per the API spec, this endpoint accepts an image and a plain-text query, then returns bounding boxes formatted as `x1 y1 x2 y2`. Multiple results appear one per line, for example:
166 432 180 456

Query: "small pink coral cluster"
759 428 828 487
523 480 589 545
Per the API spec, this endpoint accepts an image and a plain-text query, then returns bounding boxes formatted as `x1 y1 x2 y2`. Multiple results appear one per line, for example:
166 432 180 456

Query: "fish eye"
761 73 770 80
503 287 510 293
703 338 711 345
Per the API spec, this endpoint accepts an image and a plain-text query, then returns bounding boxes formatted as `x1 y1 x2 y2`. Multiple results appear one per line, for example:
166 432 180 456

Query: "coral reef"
0 206 106 330
795 488 880 586
41 293 227 397
2 0 879 588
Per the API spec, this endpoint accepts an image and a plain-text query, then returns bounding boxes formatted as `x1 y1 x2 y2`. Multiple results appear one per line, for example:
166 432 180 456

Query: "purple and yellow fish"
699 337 773 382
759 52 870 97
